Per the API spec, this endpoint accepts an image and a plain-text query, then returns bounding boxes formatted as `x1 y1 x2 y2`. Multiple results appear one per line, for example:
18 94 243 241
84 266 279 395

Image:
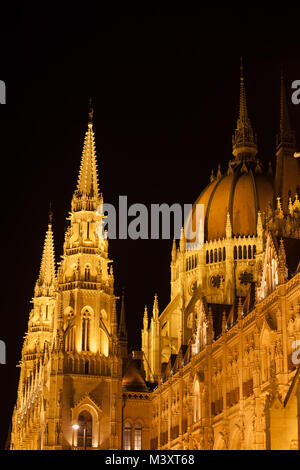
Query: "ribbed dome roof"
189 162 274 242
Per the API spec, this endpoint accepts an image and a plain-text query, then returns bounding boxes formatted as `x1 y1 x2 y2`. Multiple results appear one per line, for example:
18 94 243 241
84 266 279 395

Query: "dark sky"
0 7 300 449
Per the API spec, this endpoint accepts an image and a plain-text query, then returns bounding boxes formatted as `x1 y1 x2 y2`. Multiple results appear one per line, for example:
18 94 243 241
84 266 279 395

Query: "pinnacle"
36 222 56 295
75 121 100 202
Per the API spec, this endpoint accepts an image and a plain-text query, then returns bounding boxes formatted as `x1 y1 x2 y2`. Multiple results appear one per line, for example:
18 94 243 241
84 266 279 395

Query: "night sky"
0 7 300 449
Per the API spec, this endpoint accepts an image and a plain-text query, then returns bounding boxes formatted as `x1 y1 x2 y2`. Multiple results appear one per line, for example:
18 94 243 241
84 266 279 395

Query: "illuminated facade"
10 68 300 450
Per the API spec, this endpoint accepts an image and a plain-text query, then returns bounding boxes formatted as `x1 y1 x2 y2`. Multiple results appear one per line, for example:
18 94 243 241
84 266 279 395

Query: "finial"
49 202 53 225
88 97 94 124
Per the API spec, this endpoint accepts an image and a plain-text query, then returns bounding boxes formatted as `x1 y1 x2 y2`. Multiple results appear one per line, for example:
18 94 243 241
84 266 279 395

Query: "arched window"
82 310 91 352
193 380 201 423
77 410 92 449
223 247 226 261
218 248 222 262
214 249 218 263
206 251 209 264
253 245 256 259
84 265 91 281
248 245 252 259
238 246 242 260
99 328 109 356
234 246 237 260
134 422 142 450
124 422 132 450
210 250 213 263
243 245 247 259
65 326 75 352
84 361 89 374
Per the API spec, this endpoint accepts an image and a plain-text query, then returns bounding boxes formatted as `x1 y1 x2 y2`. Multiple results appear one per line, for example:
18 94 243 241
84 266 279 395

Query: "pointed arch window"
124 422 132 450
66 326 75 352
84 265 91 281
134 422 142 450
82 310 91 352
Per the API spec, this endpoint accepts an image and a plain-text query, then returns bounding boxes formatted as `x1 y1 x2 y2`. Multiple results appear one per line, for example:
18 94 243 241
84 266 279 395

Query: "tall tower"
10 107 124 450
275 73 299 211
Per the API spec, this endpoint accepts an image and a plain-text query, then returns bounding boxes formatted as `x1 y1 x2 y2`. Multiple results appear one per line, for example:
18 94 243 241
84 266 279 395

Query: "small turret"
153 294 159 320
171 239 177 262
143 306 148 331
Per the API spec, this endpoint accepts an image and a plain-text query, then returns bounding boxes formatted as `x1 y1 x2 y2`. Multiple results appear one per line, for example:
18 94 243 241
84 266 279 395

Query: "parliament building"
9 66 300 450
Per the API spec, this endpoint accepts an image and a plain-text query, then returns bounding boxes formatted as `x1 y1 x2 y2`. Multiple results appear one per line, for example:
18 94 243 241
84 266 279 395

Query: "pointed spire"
180 227 186 252
226 212 232 239
210 168 215 183
35 219 56 297
118 288 127 339
256 211 263 237
278 238 287 285
171 238 177 262
143 306 148 330
232 58 257 161
217 164 222 179
277 71 296 148
72 103 100 211
153 294 159 320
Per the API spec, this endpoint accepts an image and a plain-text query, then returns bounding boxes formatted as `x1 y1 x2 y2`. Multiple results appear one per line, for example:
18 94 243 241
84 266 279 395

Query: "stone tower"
10 108 125 450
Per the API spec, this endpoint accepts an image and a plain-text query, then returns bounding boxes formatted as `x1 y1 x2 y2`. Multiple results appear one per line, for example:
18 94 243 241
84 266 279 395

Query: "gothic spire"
277 72 296 149
232 58 257 161
72 103 100 211
118 289 127 339
35 218 56 296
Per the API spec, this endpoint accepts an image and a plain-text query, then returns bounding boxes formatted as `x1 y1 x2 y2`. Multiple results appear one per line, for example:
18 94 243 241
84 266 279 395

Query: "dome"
189 162 274 242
